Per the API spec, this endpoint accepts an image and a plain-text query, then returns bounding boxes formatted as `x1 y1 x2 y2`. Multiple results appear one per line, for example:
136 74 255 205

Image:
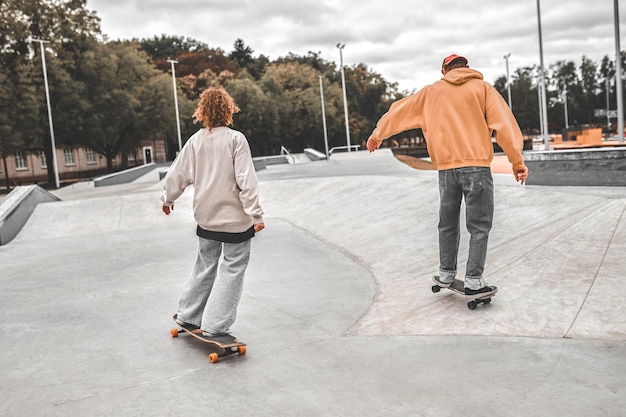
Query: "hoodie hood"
442 67 484 85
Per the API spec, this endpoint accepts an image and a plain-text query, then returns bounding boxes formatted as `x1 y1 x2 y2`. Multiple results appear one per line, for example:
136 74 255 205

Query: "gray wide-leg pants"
176 237 251 335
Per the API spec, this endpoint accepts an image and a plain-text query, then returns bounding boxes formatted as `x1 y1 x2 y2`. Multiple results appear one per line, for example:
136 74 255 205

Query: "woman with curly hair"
161 87 264 337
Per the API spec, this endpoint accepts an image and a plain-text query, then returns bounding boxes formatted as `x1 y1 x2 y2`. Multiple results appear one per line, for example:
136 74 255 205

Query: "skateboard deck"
170 316 246 363
431 277 497 310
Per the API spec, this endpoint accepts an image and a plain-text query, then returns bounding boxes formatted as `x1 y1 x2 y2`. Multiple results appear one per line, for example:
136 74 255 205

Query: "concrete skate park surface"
2 150 626 416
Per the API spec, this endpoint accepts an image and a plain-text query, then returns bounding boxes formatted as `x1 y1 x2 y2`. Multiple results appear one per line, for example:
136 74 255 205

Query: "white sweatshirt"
161 126 264 233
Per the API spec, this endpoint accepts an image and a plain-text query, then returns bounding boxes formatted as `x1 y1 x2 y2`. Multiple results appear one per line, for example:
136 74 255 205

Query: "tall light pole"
32 38 60 188
606 77 612 130
503 53 512 109
336 43 351 152
562 84 569 129
536 0 550 150
614 0 624 143
318 75 330 160
167 59 183 152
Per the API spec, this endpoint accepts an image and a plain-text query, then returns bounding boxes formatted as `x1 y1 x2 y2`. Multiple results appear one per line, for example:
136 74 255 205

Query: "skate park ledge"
524 147 626 186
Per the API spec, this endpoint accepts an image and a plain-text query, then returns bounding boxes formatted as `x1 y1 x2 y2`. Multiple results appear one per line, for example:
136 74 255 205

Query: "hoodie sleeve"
369 88 427 142
233 135 264 224
160 138 195 206
485 85 525 170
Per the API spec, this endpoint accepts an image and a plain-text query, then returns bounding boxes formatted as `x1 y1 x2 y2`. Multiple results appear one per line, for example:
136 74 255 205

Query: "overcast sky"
85 0 623 93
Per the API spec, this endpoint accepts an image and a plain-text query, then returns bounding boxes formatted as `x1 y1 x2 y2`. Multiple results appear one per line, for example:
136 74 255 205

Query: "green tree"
547 60 579 129
74 41 177 171
0 0 100 185
511 67 540 133
226 75 275 155
259 62 339 153
229 39 254 69
139 34 209 61
578 55 600 124
342 63 401 145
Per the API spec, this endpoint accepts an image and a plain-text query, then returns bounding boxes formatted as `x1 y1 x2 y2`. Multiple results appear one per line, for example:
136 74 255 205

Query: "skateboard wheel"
431 285 441 293
238 345 247 356
208 353 219 364
467 301 478 310
483 298 492 305
171 328 179 338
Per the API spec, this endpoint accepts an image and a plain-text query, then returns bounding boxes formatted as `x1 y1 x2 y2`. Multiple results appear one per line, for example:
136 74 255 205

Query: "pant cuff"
464 275 486 290
438 269 456 283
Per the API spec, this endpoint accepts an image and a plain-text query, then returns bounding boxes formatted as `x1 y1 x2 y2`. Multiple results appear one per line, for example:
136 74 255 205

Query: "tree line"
493 53 626 135
1 0 624 186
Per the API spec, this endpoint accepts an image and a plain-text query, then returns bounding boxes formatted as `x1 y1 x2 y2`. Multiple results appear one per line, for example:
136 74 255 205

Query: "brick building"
0 139 168 188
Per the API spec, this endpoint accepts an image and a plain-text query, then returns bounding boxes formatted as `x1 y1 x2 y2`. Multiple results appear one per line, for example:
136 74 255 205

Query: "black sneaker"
173 314 200 331
464 286 497 296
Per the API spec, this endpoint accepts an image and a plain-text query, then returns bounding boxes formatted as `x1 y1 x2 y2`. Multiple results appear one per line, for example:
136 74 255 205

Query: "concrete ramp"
259 170 626 340
2 148 626 416
0 185 60 245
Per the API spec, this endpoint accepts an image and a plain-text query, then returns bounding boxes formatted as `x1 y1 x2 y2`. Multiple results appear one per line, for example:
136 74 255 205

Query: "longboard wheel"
171 328 179 338
483 298 492 304
238 345 247 356
431 285 441 293
208 353 219 364
467 301 478 310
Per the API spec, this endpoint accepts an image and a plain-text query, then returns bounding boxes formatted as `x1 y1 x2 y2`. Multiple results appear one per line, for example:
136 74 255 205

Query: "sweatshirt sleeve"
369 89 427 142
485 86 526 170
233 136 264 224
160 139 194 206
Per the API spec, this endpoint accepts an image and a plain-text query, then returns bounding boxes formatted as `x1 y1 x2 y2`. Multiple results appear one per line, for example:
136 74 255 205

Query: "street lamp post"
32 38 60 188
167 59 183 152
536 0 550 150
614 0 624 143
336 43 351 152
318 75 330 160
607 77 612 130
503 53 512 109
562 84 569 129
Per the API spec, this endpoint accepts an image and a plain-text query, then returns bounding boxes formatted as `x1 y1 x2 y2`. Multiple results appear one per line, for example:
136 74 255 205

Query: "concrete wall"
94 163 156 187
0 185 60 245
525 148 626 186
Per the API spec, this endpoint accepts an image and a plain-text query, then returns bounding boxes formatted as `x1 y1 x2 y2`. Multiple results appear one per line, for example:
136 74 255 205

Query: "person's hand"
366 138 382 153
254 223 265 233
162 204 173 215
514 166 528 185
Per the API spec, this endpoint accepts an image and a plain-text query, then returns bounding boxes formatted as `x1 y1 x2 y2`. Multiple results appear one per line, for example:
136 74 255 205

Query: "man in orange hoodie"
367 54 528 295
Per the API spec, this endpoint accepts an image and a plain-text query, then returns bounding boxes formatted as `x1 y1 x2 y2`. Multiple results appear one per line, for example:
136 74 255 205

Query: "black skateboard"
431 277 497 310
171 316 246 363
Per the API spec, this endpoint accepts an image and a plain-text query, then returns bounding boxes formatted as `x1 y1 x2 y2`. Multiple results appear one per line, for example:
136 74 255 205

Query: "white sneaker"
433 275 454 288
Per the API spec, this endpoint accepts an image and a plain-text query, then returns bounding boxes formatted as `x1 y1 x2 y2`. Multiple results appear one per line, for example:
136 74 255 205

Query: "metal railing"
280 146 295 164
329 145 360 155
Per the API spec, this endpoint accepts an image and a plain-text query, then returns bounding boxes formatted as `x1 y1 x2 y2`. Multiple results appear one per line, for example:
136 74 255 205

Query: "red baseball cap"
442 54 468 67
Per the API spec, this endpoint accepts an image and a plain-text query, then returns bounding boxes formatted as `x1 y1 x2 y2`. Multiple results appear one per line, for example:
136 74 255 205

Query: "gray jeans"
177 237 251 335
438 167 494 290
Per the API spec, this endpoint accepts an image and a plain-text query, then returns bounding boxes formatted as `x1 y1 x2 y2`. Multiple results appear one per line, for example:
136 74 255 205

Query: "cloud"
86 0 625 92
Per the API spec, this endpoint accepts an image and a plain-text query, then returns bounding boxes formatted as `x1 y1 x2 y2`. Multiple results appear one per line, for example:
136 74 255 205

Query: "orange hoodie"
369 68 525 171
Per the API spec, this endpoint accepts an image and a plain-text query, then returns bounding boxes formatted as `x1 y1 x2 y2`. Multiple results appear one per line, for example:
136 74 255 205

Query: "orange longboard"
170 317 246 363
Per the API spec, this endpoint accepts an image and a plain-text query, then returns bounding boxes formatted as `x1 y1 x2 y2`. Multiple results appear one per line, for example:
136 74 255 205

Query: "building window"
63 148 75 166
127 151 135 162
15 150 27 170
85 148 96 164
41 151 47 168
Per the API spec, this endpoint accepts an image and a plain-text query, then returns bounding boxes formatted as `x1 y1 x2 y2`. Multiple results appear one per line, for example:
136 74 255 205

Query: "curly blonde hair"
193 87 240 130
